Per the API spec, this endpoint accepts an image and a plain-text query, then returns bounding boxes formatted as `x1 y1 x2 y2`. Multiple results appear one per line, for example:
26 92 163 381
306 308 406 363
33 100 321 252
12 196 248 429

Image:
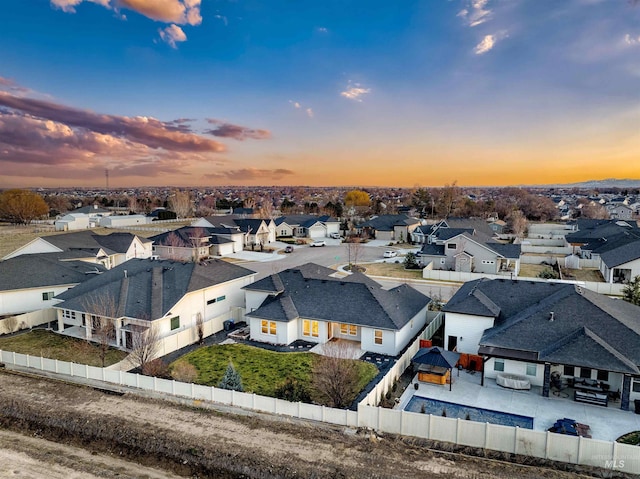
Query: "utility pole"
105 169 109 190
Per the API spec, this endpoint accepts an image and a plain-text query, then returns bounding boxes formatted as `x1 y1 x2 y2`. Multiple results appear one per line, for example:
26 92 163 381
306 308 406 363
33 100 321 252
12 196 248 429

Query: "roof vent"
549 311 555 322
124 270 127 278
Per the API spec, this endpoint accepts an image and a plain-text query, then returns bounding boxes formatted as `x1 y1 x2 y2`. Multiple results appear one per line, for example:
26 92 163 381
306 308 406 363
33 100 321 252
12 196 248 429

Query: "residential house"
54 205 113 231
0 253 106 317
357 214 421 242
2 231 153 269
99 215 151 228
607 203 634 220
443 278 640 410
416 219 520 276
244 263 430 356
565 219 640 283
54 258 256 352
194 215 277 246
274 215 340 240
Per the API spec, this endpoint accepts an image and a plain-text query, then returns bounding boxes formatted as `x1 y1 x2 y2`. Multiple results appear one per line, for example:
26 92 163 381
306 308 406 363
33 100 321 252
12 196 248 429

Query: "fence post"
153 376 157 392
428 414 433 439
377 406 381 431
612 440 617 467
484 423 489 449
26 354 30 368
85 364 89 379
322 405 326 422
400 409 405 435
40 356 43 370
545 430 551 459
577 436 583 464
456 418 461 444
190 382 194 400
253 393 256 409
172 380 175 395
70 361 74 377
514 426 519 454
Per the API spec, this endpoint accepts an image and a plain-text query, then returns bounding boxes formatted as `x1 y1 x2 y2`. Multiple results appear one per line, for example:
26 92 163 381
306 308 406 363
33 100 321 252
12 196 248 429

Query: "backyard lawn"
359 262 423 280
0 329 127 367
171 343 378 399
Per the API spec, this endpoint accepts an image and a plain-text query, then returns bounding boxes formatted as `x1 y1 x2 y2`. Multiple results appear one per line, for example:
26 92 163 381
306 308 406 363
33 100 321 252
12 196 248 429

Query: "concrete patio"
396 369 640 442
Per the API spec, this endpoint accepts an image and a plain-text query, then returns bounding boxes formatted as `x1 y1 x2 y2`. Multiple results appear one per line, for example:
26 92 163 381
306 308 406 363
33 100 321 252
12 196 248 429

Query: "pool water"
405 396 534 429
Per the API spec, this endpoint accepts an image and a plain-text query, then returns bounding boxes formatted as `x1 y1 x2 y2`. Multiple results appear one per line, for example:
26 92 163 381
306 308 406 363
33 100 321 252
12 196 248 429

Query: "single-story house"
443 278 640 411
244 263 431 356
274 215 340 239
2 231 153 269
54 258 256 353
151 226 244 261
357 214 421 242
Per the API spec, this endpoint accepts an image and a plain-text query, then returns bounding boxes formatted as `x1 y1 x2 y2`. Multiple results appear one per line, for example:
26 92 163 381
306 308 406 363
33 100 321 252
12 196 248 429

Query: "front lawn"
359 262 423 280
0 329 127 367
170 343 378 400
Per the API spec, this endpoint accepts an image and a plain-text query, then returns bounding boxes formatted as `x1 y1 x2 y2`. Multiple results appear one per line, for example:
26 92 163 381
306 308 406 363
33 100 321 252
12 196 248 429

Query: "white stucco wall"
245 290 271 313
361 327 396 355
484 357 544 387
393 306 429 355
0 285 74 316
444 311 495 354
249 317 292 344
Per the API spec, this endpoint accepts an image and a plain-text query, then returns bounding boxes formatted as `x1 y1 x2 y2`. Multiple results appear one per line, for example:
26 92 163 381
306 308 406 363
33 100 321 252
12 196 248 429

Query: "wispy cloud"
340 82 371 102
624 33 640 45
205 119 271 140
50 0 202 45
159 24 187 48
316 27 328 33
206 168 295 181
458 0 492 27
289 100 314 118
474 34 496 54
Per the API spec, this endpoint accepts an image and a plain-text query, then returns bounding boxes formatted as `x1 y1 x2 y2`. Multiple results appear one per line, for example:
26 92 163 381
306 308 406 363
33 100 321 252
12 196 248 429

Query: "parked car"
330 233 341 239
284 246 294 253
383 250 397 258
310 240 326 247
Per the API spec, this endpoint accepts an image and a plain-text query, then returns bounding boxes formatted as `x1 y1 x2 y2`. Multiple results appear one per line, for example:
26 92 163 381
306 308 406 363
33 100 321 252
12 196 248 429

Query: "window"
633 379 640 393
597 370 609 382
207 295 226 305
303 320 319 338
261 320 276 335
447 243 457 250
340 323 357 336
526 363 537 376
579 367 592 379
170 316 180 330
42 291 55 301
494 359 505 372
564 365 575 376
62 310 76 320
374 330 383 345
481 260 495 265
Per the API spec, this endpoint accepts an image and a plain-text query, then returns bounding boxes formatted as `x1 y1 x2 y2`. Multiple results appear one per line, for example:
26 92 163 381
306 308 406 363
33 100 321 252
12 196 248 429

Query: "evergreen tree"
217 361 244 391
622 276 640 306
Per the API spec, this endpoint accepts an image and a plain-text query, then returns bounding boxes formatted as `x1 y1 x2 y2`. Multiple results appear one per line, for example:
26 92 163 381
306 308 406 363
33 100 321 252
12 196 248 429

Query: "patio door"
447 335 458 352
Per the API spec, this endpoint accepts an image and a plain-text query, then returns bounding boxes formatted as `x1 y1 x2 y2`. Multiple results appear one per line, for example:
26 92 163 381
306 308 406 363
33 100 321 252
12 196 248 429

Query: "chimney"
124 270 127 278
549 311 555 322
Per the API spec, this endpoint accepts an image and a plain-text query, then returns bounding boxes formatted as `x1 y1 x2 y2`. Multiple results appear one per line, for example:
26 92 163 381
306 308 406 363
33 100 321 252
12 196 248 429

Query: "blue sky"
1 0 639 187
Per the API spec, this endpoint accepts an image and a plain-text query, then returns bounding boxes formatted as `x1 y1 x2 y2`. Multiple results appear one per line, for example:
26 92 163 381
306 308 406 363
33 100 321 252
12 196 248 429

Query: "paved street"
234 241 460 301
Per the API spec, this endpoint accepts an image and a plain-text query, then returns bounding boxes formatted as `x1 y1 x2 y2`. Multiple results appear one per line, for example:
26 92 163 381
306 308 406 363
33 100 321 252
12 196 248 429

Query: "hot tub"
496 373 531 390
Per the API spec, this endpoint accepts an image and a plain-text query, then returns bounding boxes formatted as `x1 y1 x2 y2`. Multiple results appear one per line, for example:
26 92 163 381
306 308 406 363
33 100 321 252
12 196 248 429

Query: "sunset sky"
1 0 639 188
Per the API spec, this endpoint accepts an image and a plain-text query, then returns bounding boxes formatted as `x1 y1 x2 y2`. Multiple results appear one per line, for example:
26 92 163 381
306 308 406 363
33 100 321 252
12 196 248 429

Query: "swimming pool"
405 396 534 429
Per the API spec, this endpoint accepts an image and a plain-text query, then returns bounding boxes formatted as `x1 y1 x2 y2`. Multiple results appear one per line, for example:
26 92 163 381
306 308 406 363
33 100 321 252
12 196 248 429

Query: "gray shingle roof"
55 258 255 320
41 231 142 255
358 214 420 231
450 278 640 373
0 253 107 291
600 239 640 268
245 263 430 330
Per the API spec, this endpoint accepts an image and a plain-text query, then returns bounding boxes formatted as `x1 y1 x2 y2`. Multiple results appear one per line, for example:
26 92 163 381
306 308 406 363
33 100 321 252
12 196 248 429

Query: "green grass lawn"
0 329 127 367
171 343 378 399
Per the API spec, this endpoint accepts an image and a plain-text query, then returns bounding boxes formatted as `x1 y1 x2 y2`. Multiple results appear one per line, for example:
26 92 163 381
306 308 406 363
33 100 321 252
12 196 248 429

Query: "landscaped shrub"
171 361 198 383
538 266 559 279
217 361 243 392
274 377 310 402
143 358 170 378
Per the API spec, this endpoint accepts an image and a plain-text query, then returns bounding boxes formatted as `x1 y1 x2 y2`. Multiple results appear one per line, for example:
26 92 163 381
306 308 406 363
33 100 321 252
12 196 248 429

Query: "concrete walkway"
395 369 640 442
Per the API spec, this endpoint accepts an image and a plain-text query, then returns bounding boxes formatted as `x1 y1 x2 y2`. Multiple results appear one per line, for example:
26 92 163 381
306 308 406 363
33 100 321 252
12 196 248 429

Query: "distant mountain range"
539 179 640 189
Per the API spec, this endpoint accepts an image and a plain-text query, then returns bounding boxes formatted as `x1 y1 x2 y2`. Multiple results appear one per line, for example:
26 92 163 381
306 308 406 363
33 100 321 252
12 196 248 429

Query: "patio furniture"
570 377 609 394
496 373 531 390
549 418 591 438
574 390 608 407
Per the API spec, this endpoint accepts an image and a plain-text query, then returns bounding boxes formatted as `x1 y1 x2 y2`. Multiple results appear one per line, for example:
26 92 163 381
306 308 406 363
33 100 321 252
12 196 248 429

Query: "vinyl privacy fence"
0 349 637 475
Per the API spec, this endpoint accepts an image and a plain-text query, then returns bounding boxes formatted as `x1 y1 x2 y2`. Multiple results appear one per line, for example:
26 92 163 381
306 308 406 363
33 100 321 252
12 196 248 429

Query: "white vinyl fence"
0 309 56 334
0 348 637 475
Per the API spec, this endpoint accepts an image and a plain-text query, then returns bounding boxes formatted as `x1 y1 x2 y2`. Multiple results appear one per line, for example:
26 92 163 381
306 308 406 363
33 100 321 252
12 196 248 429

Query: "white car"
383 250 397 258
330 233 341 239
310 240 326 247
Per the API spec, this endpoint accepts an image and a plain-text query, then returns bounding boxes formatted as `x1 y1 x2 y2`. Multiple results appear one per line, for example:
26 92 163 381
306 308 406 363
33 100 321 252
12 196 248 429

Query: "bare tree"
345 237 364 270
506 210 528 237
311 342 361 408
128 324 161 373
168 190 193 218
163 231 188 261
195 312 204 345
82 294 117 367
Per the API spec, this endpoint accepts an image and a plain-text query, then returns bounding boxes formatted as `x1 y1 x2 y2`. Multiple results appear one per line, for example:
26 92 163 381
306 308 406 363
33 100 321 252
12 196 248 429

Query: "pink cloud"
205 119 271 141
206 168 294 180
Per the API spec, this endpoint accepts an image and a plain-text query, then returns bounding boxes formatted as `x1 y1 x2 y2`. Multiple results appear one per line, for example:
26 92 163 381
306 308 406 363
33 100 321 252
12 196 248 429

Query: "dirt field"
0 370 624 479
